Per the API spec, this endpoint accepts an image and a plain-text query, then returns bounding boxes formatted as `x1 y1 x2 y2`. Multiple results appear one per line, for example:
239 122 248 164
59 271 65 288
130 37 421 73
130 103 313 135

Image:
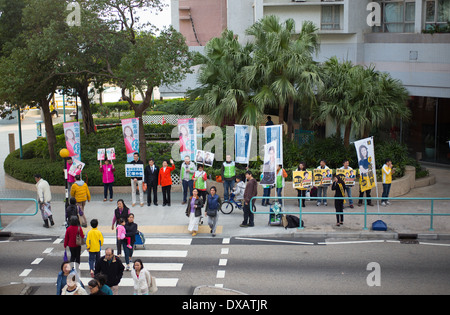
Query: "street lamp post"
60 149 70 208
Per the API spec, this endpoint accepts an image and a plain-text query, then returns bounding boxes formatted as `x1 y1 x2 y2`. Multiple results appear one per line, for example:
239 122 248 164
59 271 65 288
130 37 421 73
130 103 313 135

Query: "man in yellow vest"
381 158 395 206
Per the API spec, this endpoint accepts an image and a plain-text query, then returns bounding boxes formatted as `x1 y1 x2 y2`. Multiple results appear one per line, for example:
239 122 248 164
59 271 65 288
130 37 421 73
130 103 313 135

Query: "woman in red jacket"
64 216 84 265
158 159 175 207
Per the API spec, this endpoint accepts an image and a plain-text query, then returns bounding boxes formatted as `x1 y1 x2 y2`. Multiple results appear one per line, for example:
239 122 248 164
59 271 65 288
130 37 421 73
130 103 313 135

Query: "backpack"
283 215 304 229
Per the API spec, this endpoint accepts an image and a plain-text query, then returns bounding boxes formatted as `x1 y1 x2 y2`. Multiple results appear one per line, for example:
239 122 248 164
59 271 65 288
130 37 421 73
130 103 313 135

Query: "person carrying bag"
205 186 221 237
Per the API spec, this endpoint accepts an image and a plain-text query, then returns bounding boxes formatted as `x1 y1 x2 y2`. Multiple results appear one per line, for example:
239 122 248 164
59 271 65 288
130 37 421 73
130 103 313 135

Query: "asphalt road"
1 234 449 296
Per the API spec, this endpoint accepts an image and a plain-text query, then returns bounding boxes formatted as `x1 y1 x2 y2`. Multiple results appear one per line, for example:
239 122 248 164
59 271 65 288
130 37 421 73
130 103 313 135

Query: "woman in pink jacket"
100 159 115 202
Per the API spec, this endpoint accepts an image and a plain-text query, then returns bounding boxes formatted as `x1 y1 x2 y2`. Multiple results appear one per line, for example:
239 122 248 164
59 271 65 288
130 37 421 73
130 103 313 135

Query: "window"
425 0 450 30
321 5 341 30
373 0 416 33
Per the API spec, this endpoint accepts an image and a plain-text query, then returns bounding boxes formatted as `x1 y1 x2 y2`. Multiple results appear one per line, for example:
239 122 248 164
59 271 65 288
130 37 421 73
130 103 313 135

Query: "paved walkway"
1 112 450 239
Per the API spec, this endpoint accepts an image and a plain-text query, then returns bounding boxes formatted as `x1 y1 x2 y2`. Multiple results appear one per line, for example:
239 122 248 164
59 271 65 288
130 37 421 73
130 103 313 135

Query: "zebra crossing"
78 237 192 289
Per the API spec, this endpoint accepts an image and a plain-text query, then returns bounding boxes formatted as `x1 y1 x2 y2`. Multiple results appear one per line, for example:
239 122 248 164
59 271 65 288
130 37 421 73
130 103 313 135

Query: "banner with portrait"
63 122 81 160
235 125 252 164
354 137 376 192
336 169 356 186
264 125 283 166
122 118 139 162
293 170 312 189
68 159 85 177
178 118 197 162
260 140 277 186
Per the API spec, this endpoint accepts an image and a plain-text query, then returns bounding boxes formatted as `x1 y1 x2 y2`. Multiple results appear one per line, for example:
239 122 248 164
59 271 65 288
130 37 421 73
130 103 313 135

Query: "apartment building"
165 0 450 165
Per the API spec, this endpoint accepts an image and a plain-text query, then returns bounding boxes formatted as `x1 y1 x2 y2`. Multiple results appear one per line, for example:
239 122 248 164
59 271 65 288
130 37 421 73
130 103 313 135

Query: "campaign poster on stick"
293 170 312 189
68 159 85 177
63 122 81 160
178 118 197 161
264 125 283 166
336 169 356 186
235 125 252 164
313 169 332 186
122 118 139 162
260 141 277 185
97 149 105 161
354 137 376 192
106 148 116 160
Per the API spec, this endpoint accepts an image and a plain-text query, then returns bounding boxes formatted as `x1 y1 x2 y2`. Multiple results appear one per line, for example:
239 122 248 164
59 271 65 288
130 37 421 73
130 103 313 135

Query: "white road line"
319 240 388 245
222 238 230 244
219 259 227 266
79 262 183 271
31 258 43 265
19 269 32 277
235 237 314 245
79 277 179 287
101 238 192 245
419 242 450 247
43 248 53 254
81 250 188 258
216 270 226 279
221 248 229 255
53 238 63 244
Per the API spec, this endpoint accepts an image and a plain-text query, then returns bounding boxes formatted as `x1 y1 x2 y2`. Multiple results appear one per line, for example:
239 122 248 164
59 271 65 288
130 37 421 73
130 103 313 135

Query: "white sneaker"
381 202 386 207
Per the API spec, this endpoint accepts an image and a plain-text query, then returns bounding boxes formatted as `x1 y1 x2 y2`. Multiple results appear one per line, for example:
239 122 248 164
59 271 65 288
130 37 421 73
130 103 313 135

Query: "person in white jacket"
34 174 54 228
131 259 154 295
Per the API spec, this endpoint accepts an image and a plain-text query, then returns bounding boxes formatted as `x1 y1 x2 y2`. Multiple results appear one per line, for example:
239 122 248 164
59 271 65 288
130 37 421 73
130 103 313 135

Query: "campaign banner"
68 159 85 177
260 140 277 186
313 169 332 187
178 118 197 161
336 169 356 186
293 170 312 189
235 125 252 164
97 149 105 161
122 118 139 162
63 122 81 160
264 125 283 166
195 150 214 167
106 148 116 160
354 137 376 192
125 164 144 178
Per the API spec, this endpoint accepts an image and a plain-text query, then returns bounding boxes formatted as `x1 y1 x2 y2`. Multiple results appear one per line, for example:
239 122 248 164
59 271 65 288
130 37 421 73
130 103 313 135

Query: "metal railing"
0 198 39 230
250 196 450 231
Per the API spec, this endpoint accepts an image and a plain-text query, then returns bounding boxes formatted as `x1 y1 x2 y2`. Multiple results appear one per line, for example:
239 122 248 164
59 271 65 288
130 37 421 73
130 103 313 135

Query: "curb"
0 284 32 296
193 285 247 295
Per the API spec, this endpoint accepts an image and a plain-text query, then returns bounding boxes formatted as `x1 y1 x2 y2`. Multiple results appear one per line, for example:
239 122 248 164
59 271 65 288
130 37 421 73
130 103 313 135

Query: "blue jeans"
262 187 271 205
317 186 328 204
276 188 283 204
182 180 194 202
88 251 100 272
345 186 353 205
382 183 391 203
223 179 235 201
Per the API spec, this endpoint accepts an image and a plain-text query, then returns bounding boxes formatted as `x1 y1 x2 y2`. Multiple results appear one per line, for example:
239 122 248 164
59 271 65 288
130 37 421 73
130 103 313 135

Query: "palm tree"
244 15 321 137
187 30 256 126
315 58 410 147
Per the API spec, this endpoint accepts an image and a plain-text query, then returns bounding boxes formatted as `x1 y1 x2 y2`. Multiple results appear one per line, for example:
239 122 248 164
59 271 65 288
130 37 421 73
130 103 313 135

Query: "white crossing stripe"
79 262 183 271
81 250 188 258
20 269 32 277
101 237 192 245
80 277 179 287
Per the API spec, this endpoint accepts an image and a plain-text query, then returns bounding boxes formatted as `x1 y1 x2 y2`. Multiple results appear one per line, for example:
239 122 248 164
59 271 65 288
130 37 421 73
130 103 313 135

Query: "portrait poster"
204 151 214 167
63 122 81 160
293 170 312 189
336 169 356 186
260 140 277 186
122 118 139 162
97 149 105 161
106 148 116 161
178 118 197 161
354 137 376 192
313 169 332 186
195 150 204 164
264 125 283 166
68 159 85 177
235 125 252 164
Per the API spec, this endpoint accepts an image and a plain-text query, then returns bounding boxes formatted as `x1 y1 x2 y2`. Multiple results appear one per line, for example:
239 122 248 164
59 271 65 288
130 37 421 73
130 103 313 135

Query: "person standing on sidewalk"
241 171 257 227
331 175 346 226
144 158 159 206
180 156 196 205
340 159 354 208
34 174 54 228
316 160 330 206
100 159 115 202
158 159 176 207
70 174 91 227
130 152 144 207
382 158 395 206
221 155 236 201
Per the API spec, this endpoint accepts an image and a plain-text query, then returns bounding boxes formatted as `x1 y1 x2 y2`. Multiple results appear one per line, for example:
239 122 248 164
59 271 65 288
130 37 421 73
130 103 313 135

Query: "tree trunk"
78 83 96 136
344 121 352 148
287 97 294 139
40 95 57 161
278 103 285 131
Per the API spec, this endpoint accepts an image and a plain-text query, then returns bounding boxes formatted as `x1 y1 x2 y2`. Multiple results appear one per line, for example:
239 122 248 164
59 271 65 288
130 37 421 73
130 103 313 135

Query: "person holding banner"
295 162 308 208
158 159 176 207
339 159 354 208
316 160 330 206
130 153 144 207
100 159 115 202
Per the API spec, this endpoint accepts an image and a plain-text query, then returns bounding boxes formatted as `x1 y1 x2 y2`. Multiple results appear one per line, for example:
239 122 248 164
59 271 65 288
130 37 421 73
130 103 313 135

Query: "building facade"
166 0 450 165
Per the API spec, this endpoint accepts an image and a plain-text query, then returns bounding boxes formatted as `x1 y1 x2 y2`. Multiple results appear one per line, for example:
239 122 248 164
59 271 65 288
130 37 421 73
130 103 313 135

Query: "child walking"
117 218 132 249
86 219 104 277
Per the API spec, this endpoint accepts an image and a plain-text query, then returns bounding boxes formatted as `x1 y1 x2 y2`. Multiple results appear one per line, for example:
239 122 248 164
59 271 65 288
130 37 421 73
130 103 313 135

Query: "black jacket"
144 164 159 184
94 255 124 287
185 197 203 217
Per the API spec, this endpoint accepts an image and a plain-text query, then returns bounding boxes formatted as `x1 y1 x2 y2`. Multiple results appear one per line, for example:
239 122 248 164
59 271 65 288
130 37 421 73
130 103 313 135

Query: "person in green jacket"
221 155 236 201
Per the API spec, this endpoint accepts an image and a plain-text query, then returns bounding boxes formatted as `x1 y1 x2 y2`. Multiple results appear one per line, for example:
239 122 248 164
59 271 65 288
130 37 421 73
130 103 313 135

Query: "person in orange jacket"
158 159 176 206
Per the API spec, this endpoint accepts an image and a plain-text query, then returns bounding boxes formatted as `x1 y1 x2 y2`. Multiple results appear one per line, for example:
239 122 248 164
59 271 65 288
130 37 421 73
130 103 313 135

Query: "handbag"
76 226 85 246
206 208 217 217
149 276 158 294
